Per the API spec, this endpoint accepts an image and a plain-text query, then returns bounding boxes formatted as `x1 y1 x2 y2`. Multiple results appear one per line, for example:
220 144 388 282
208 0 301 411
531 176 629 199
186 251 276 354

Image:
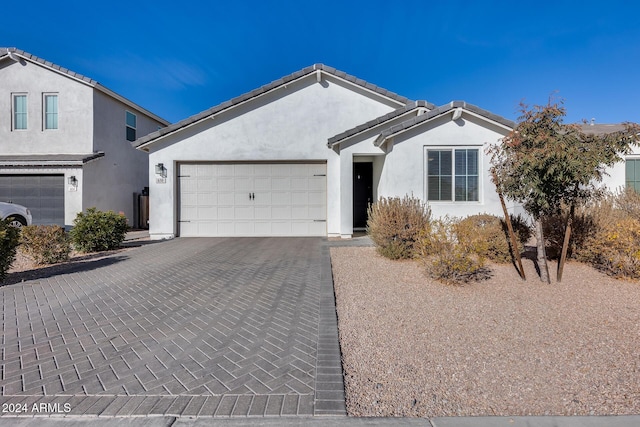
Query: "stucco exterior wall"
146 76 400 239
601 145 640 192
375 113 514 219
0 59 93 154
88 91 161 225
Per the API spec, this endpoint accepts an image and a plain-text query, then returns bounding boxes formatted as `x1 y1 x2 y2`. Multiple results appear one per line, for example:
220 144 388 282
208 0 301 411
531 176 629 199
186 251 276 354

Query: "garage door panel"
308 206 326 219
291 192 309 205
198 207 217 219
272 206 291 219
0 175 64 225
272 177 290 189
272 222 292 235
218 177 235 188
234 206 254 220
218 207 234 220
309 176 325 190
218 192 234 205
254 178 271 190
234 177 252 191
234 221 254 235
196 192 217 205
272 192 291 205
178 163 326 237
308 191 326 205
197 177 216 191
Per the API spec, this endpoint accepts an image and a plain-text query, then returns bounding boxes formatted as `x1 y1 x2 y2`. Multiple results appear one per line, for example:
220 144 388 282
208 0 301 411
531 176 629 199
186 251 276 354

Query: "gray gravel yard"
330 246 640 417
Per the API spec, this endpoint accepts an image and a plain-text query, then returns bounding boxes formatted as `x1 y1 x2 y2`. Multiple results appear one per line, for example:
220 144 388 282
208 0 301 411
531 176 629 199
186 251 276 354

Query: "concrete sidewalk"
1 415 639 426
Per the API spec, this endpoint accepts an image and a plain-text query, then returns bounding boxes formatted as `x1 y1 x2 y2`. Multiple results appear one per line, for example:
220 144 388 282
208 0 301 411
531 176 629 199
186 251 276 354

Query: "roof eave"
374 102 514 147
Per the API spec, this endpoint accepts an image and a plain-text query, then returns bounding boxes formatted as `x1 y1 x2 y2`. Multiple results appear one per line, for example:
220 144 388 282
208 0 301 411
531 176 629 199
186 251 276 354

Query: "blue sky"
3 1 639 125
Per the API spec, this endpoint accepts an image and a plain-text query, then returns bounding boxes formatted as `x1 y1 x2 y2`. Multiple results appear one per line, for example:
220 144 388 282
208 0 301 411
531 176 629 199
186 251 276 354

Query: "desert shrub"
70 208 128 253
543 190 640 278
454 214 532 263
0 219 20 280
418 217 490 284
612 187 640 221
575 203 640 279
367 195 431 259
543 207 599 260
20 225 71 265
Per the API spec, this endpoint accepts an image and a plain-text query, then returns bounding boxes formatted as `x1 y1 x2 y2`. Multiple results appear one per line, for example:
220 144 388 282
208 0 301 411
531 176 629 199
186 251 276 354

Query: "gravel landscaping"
331 246 640 417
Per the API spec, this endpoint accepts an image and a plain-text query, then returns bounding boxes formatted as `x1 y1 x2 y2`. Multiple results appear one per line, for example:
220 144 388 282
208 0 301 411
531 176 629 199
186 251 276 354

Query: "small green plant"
367 195 431 260
70 208 128 253
20 225 71 265
0 218 21 280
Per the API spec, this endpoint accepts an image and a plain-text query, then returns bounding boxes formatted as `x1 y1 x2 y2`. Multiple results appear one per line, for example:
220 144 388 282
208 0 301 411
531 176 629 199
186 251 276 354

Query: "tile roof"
134 64 411 149
0 47 169 126
327 100 436 147
375 100 515 146
578 123 630 135
0 152 105 166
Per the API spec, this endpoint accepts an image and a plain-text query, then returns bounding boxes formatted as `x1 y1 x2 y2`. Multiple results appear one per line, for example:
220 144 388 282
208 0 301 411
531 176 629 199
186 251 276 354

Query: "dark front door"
353 162 373 229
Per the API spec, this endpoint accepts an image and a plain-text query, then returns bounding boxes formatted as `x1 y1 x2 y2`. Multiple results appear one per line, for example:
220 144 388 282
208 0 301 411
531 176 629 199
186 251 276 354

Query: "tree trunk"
557 204 575 282
498 192 526 280
535 218 551 283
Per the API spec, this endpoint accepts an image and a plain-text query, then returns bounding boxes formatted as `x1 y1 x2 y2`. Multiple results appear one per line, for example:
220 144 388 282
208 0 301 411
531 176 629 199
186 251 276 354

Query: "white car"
0 202 33 228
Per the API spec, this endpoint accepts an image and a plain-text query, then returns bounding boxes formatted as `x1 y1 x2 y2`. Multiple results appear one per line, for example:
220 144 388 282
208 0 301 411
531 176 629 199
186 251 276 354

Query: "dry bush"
544 190 640 278
366 195 431 260
20 225 71 265
418 217 490 285
611 187 640 221
455 214 532 263
543 207 599 260
576 194 640 278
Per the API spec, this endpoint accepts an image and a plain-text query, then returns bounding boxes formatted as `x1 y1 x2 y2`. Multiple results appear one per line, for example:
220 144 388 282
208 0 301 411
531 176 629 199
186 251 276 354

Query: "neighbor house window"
126 111 137 141
12 93 27 130
427 148 479 201
44 94 58 130
626 159 640 193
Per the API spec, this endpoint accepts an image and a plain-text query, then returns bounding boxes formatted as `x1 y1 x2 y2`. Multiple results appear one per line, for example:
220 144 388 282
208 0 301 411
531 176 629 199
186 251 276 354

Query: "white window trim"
12 93 28 131
42 93 59 131
126 110 137 141
423 145 483 204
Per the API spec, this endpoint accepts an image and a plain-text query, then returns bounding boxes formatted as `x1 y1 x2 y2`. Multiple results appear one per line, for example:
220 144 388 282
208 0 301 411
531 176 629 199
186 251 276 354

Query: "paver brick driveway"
0 237 345 417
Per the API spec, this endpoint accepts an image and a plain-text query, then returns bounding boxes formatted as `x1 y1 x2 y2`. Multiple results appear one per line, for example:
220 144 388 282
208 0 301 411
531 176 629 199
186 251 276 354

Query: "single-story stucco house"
133 64 520 239
133 64 637 240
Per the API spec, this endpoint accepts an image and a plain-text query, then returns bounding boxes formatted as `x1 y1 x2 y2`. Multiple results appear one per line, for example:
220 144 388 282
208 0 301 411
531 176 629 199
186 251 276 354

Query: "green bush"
70 208 129 253
418 217 490 285
0 219 20 280
20 225 71 265
455 214 532 263
367 195 431 259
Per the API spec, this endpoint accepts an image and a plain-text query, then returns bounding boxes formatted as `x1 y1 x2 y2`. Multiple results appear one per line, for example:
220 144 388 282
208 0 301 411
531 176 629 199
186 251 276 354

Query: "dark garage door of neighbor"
0 175 65 225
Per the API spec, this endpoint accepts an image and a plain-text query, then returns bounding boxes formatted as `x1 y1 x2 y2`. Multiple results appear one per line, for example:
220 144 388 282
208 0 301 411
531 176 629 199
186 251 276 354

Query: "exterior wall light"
68 176 78 186
155 163 167 178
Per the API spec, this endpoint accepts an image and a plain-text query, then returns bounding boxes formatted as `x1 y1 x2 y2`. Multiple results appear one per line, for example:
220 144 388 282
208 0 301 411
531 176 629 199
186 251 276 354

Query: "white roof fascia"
375 108 513 147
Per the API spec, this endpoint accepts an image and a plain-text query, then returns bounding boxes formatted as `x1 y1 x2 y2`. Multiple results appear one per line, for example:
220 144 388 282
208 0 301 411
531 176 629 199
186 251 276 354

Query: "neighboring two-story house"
0 47 168 227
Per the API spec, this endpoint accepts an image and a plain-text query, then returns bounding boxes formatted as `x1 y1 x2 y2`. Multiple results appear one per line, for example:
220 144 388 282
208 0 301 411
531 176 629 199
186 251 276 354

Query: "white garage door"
178 163 327 237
